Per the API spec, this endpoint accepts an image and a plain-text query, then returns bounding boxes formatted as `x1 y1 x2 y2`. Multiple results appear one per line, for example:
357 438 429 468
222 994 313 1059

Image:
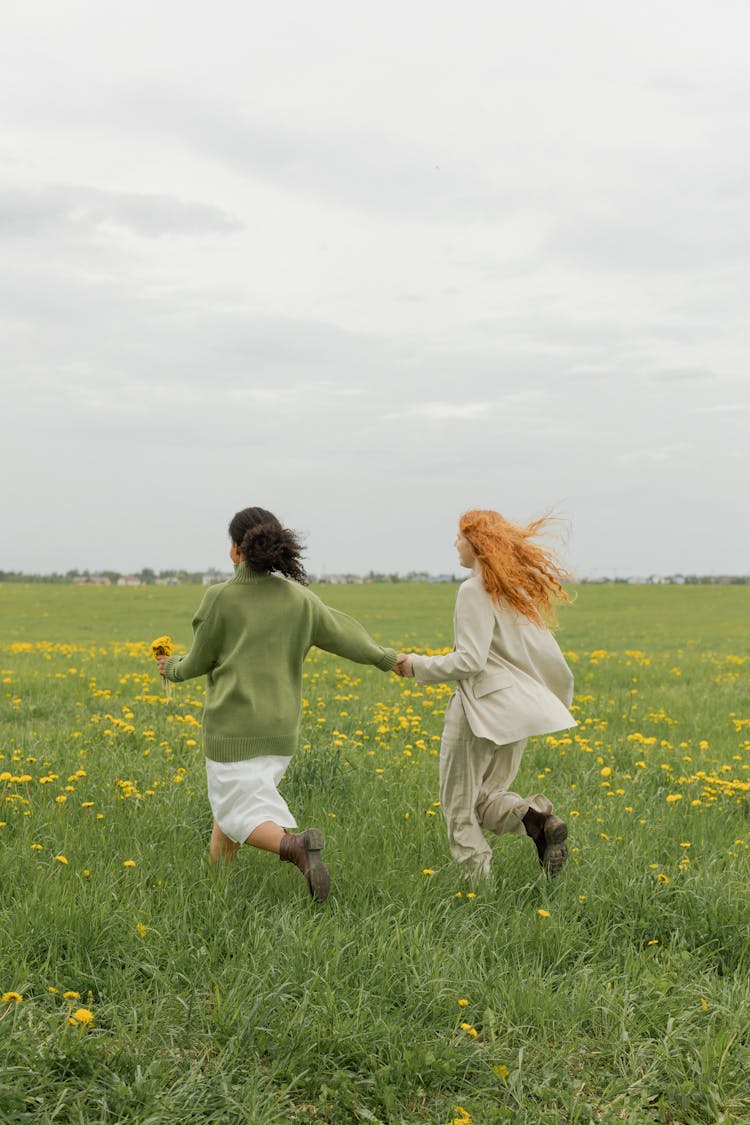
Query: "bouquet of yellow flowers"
150 635 174 699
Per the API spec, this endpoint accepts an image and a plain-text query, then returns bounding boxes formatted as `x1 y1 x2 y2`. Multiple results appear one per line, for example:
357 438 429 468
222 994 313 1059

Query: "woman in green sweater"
156 506 398 902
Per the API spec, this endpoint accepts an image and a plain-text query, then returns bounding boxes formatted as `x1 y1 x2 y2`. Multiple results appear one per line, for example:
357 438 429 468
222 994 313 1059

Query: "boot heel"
304 829 325 852
541 816 568 877
543 816 567 846
304 830 330 902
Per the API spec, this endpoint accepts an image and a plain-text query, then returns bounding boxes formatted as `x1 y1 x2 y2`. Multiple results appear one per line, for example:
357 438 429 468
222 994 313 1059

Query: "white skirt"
205 755 297 844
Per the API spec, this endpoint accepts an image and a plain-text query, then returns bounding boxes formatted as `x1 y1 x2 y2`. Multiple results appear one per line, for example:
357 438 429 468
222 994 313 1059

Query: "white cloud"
699 403 750 414
0 184 242 239
394 402 495 421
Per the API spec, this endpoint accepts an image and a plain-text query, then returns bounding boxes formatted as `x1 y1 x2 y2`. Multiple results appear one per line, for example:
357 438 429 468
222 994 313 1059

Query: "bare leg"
211 818 329 902
210 819 241 864
246 820 286 854
211 818 287 862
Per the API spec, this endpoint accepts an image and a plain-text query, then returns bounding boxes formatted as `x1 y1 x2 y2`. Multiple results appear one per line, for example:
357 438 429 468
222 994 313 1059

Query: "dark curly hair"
228 507 308 585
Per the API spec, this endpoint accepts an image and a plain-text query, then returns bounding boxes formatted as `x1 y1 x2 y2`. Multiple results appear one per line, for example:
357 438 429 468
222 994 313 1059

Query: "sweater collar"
231 562 269 584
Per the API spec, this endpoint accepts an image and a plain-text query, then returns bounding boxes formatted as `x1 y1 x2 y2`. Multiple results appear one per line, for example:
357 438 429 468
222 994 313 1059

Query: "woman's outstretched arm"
406 579 493 684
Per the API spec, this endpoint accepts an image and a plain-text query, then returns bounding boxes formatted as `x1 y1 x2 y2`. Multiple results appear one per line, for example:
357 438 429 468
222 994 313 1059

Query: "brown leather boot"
279 829 330 902
522 809 568 877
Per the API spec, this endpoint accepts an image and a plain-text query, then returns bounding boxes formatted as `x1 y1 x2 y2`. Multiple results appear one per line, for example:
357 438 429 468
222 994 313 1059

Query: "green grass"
1 582 749 1123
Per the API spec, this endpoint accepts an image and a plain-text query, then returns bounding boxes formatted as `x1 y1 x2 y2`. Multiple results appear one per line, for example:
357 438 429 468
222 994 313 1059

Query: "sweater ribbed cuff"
377 648 399 672
163 654 182 682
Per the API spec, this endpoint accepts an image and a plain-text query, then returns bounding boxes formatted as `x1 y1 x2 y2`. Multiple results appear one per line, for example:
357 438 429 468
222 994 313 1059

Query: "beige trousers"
439 693 553 878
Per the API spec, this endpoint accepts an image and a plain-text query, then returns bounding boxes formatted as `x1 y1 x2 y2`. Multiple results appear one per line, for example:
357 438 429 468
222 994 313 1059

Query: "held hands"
156 654 170 675
394 653 414 678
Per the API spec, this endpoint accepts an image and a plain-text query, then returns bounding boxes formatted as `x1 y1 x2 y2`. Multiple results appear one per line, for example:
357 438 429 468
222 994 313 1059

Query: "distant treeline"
580 576 750 586
0 569 456 585
0 569 205 585
0 570 748 586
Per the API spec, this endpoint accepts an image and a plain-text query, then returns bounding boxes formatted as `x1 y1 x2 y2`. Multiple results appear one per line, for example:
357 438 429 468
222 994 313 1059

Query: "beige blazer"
410 573 576 745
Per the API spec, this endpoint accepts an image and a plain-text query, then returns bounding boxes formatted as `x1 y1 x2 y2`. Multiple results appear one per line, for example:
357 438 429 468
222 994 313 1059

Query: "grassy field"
1 581 749 1124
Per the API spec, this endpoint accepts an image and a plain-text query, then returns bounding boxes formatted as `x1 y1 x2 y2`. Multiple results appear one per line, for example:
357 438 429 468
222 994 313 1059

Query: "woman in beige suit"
396 509 576 881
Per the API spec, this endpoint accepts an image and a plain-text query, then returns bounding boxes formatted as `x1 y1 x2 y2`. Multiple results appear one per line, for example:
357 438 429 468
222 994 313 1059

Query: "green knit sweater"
163 564 398 763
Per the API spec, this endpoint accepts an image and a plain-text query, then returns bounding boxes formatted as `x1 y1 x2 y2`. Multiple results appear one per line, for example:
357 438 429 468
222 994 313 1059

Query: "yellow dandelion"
68 1007 94 1027
666 793 683 803
494 1064 510 1080
657 873 669 884
458 998 469 1007
151 636 174 698
421 868 434 876
537 908 551 918
150 635 173 659
466 892 476 899
63 990 80 1000
123 860 136 868
2 991 22 1004
136 922 148 938
54 855 68 865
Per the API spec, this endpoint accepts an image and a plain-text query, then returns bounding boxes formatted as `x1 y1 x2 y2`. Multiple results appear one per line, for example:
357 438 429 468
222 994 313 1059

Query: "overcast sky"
2 1 748 578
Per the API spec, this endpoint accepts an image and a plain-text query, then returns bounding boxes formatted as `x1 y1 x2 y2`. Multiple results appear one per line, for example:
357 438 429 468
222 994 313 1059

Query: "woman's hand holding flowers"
151 636 174 697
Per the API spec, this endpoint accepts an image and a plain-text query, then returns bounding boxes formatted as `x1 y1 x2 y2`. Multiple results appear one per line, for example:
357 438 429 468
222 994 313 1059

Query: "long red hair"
459 509 571 626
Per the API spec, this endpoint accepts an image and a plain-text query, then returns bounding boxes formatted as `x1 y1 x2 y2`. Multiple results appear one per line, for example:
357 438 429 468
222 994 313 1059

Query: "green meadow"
1 581 749 1124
